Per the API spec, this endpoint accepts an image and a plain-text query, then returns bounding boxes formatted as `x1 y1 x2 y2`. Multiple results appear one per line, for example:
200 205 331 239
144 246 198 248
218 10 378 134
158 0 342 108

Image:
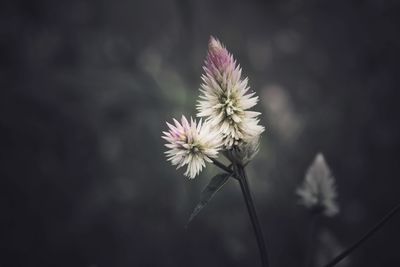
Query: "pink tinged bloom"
197 36 265 149
162 115 222 179
205 37 235 78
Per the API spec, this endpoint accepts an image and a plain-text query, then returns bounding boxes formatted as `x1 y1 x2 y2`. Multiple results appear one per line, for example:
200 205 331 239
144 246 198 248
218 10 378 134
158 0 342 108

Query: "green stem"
211 158 232 174
211 158 238 180
237 165 269 267
324 202 400 267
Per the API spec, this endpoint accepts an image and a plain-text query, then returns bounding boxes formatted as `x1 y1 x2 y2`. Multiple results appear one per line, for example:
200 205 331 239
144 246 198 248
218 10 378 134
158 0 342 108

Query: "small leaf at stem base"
186 173 231 227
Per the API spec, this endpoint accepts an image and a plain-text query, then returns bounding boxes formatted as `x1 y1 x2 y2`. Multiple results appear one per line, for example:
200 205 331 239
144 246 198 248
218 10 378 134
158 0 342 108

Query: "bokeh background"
1 0 400 266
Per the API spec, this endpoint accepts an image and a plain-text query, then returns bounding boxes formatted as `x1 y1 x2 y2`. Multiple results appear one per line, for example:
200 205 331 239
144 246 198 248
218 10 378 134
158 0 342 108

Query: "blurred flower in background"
297 153 339 217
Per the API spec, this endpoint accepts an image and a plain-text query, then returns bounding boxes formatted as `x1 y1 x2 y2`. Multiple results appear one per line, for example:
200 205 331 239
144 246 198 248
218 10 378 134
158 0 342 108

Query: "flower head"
162 115 222 179
296 153 339 217
226 135 261 166
197 36 264 149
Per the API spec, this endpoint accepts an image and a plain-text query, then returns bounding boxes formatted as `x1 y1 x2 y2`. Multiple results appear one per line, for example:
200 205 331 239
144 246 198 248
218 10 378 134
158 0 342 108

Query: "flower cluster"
197 37 264 149
162 36 265 178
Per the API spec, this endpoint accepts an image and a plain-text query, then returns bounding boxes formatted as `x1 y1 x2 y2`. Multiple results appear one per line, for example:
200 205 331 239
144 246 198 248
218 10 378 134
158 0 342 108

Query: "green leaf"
186 173 231 227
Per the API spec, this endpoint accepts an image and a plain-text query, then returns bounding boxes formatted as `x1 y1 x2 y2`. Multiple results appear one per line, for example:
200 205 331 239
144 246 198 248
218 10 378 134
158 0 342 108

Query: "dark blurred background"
1 0 400 266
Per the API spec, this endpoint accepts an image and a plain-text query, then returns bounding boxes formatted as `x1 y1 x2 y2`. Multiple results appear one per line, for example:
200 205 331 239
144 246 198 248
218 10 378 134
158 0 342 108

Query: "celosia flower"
162 115 222 179
296 153 339 217
197 36 264 149
227 135 261 166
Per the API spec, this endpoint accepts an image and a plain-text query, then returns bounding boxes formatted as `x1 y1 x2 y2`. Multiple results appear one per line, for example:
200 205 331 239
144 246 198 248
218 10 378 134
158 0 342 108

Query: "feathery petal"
197 36 264 149
162 115 222 179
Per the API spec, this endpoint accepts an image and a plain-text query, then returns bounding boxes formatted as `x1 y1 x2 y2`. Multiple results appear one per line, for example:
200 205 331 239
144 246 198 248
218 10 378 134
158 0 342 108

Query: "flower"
197 36 265 149
296 153 339 217
226 135 261 166
162 115 222 179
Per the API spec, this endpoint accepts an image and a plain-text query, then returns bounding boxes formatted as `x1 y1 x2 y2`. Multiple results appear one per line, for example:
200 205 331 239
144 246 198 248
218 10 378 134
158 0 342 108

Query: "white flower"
296 153 339 217
197 36 264 149
162 115 222 179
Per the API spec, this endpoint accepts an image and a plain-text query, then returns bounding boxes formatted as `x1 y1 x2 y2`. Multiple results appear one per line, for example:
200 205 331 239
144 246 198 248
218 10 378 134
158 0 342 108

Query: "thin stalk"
305 214 319 267
211 158 232 173
324 202 400 267
237 164 269 267
211 158 238 180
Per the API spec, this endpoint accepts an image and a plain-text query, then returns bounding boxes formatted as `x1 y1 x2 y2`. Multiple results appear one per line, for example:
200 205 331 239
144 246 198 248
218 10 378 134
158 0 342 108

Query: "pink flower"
162 115 222 179
197 36 264 149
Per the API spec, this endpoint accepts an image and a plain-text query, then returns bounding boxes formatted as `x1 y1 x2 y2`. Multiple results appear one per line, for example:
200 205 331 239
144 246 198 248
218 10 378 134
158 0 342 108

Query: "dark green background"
1 0 400 266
